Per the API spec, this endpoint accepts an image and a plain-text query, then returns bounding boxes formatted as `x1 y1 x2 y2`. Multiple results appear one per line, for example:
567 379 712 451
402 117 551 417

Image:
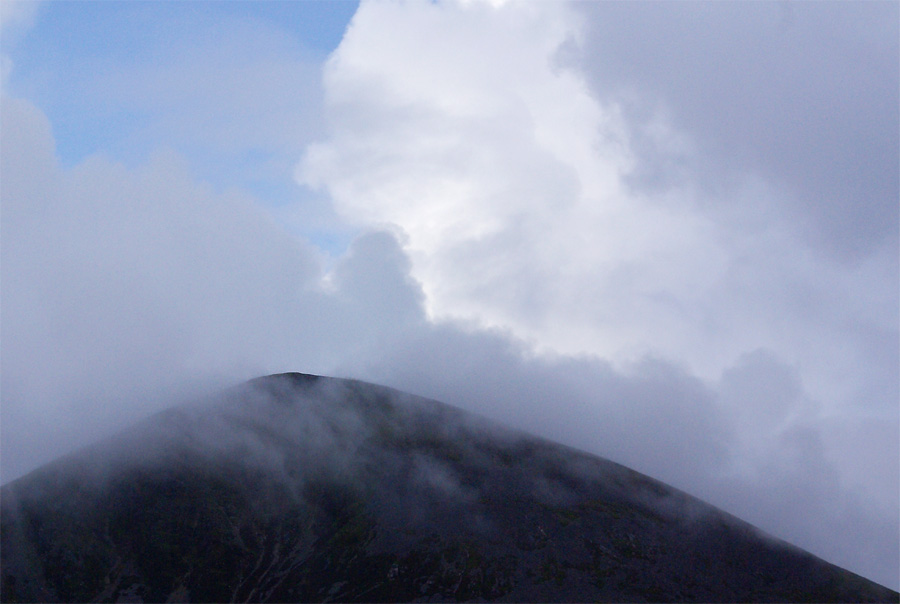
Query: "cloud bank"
298 0 898 586
299 1 897 409
2 0 897 590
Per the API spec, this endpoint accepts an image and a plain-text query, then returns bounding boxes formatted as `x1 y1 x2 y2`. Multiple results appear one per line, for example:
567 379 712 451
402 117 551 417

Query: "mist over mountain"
2 373 896 603
2 0 897 593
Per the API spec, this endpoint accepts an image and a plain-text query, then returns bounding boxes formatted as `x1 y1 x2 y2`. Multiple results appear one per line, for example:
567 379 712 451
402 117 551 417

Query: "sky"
1 0 897 590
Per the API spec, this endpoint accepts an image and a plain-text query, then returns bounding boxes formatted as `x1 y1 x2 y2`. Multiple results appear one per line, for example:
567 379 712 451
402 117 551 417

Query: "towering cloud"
299 1 897 408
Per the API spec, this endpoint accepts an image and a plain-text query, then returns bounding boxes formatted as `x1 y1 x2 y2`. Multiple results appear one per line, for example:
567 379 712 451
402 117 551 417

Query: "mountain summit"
1 373 896 602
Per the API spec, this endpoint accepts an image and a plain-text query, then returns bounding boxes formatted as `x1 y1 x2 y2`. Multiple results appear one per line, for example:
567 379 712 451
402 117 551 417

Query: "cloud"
297 0 898 587
0 91 425 483
4 4 326 215
340 324 897 590
1 90 342 480
299 0 897 407
571 1 899 262
2 0 896 590
300 0 717 360
2 86 897 586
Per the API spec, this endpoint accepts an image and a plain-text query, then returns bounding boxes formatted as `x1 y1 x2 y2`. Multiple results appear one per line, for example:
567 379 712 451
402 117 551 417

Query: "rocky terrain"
1 372 897 602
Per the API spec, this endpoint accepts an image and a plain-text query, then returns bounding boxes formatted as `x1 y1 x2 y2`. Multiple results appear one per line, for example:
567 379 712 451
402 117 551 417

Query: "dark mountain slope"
1 372 896 603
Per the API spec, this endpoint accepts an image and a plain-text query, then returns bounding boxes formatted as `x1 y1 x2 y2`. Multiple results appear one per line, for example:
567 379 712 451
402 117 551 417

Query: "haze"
1 0 897 590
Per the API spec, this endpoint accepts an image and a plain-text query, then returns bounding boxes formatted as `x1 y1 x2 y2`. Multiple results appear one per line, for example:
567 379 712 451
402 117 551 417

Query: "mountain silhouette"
1 372 896 602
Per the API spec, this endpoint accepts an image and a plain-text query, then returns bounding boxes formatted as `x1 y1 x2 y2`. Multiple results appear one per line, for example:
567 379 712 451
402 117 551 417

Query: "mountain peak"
2 373 896 602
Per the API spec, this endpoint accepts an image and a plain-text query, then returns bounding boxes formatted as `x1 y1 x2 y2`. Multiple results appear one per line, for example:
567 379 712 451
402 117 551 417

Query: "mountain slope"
1 372 896 602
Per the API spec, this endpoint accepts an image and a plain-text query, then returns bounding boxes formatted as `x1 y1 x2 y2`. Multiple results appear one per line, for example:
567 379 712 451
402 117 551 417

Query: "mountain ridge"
2 372 897 602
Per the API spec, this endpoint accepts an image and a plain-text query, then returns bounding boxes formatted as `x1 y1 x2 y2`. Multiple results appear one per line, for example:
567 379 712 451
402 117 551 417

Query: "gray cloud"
1 89 896 584
1 0 897 591
294 0 898 587
338 323 897 589
572 0 899 261
298 1 898 419
0 90 429 482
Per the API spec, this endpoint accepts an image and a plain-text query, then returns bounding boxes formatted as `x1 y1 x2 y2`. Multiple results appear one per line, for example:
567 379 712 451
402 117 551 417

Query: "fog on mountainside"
1 0 897 594
1 374 897 603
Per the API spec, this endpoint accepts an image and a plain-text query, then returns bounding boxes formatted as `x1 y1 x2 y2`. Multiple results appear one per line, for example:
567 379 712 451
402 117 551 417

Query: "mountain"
1 372 896 603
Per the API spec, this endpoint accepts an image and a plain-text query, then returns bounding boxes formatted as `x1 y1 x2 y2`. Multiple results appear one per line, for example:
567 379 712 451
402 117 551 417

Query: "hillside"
1 372 896 602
